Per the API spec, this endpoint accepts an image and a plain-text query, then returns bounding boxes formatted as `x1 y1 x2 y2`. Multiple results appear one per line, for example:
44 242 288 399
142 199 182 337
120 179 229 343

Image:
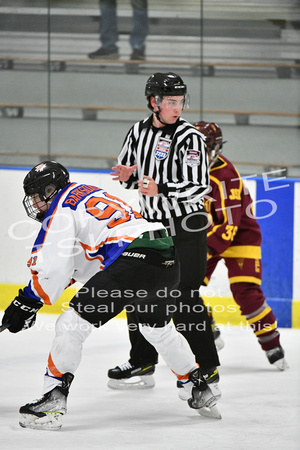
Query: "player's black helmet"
145 72 189 111
194 121 226 167
23 160 70 222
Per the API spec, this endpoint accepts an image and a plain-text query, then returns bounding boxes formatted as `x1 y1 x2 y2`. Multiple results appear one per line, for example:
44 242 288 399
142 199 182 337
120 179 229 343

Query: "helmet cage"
23 194 49 223
23 183 57 223
23 161 69 222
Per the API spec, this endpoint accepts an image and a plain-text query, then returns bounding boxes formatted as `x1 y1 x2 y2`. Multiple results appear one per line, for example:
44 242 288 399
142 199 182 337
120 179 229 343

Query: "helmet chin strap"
154 108 169 126
154 109 168 125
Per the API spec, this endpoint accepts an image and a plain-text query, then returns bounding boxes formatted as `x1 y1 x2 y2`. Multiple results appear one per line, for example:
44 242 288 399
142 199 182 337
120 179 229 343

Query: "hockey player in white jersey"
1 161 221 430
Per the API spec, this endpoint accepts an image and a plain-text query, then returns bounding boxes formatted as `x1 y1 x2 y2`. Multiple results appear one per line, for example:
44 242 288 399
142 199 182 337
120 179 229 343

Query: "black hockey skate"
266 345 289 371
187 368 221 419
19 372 74 430
177 368 221 419
178 366 221 400
107 361 156 390
202 366 221 400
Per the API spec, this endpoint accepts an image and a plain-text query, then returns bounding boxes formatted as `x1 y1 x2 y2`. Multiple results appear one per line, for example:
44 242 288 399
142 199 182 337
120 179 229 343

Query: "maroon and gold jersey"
203 157 279 348
204 155 262 259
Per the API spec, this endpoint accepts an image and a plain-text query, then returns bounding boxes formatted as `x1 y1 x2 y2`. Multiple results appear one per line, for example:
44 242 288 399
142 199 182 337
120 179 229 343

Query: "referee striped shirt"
118 115 210 221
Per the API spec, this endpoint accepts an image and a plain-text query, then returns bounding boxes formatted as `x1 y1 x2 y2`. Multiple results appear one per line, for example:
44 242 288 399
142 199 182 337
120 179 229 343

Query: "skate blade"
107 374 155 390
273 358 289 371
197 405 222 420
19 412 63 430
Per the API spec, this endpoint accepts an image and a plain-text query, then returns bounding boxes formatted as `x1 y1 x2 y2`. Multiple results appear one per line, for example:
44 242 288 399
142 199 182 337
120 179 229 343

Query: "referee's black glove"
2 290 43 333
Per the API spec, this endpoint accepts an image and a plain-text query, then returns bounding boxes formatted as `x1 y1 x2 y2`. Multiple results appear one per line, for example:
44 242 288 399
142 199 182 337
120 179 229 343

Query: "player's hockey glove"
2 289 43 333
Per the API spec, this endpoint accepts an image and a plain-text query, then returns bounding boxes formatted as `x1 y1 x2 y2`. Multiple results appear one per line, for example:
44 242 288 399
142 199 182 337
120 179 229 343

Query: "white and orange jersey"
23 182 164 306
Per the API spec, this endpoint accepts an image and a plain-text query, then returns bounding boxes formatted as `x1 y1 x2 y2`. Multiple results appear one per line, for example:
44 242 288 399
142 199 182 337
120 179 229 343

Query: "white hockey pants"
139 320 197 376
43 308 93 394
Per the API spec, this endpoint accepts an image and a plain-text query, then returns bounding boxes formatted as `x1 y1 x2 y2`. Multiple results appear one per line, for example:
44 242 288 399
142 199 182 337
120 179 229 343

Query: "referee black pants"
70 248 179 328
126 212 220 371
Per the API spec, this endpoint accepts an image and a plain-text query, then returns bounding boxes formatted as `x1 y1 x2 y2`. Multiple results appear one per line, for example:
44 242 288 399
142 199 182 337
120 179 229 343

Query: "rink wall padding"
0 168 299 328
0 283 299 328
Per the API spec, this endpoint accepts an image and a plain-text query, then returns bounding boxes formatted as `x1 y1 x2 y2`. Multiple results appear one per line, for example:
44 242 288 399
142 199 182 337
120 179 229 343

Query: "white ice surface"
1 314 300 450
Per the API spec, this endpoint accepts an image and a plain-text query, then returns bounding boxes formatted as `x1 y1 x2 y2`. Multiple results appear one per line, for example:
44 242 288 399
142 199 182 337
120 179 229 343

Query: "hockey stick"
0 323 10 333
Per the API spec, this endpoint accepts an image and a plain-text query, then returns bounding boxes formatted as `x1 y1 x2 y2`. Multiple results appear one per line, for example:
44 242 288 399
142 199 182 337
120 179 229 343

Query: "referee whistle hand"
138 176 158 197
110 164 138 182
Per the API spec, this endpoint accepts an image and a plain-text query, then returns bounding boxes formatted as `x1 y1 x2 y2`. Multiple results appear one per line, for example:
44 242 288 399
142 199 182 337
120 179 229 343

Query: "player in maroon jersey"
194 121 288 371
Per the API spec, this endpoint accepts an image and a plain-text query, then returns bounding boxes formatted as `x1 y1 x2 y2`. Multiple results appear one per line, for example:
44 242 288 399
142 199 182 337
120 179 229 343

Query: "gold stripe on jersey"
207 175 228 237
203 276 209 286
229 275 262 285
220 245 261 259
207 166 243 239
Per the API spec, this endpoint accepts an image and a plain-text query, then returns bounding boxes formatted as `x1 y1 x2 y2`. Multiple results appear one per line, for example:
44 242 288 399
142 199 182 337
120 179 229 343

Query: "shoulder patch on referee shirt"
154 137 171 161
184 149 200 167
